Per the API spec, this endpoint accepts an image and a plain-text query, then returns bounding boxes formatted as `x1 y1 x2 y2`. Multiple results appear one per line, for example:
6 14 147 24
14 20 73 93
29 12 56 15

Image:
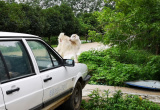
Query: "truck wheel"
70 81 82 110
58 81 82 110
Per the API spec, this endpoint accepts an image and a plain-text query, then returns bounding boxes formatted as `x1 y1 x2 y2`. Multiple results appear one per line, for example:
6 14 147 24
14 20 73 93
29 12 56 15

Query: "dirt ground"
82 84 160 104
76 42 109 54
54 42 109 59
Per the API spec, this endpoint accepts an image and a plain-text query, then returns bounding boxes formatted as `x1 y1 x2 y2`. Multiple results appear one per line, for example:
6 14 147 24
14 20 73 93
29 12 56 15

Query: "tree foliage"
60 0 104 14
1 0 105 38
0 1 80 39
43 4 80 38
54 4 80 35
4 0 105 14
0 1 47 36
89 0 160 54
77 12 100 36
2 0 160 54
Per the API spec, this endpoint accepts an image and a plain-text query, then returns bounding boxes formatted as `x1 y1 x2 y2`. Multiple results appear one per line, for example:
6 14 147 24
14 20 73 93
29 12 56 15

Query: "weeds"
81 89 160 110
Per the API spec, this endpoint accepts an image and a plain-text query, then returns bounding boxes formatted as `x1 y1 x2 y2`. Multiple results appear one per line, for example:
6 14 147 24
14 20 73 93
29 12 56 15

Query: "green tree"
0 1 9 31
55 4 80 35
14 0 105 14
89 0 160 54
43 6 63 41
5 0 16 3
0 2 47 36
78 12 100 38
43 4 80 43
21 4 47 36
60 0 104 14
0 2 29 32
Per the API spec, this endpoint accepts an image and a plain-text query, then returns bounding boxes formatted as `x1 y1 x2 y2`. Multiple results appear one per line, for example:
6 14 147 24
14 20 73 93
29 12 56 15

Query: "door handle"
6 87 20 95
44 77 52 82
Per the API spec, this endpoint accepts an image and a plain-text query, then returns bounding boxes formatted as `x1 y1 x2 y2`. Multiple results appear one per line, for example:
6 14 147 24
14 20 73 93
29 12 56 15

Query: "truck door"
0 56 7 110
26 40 75 107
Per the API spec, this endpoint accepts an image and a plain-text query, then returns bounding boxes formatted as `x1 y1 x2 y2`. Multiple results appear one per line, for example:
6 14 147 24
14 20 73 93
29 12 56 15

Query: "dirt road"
61 42 109 59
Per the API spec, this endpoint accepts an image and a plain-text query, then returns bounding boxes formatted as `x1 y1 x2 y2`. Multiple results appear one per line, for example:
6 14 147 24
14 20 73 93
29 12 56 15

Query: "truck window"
27 41 61 71
0 55 8 82
0 41 34 80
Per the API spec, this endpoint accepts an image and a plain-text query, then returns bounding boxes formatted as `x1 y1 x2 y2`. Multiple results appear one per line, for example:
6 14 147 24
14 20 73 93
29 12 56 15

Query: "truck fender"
73 72 83 89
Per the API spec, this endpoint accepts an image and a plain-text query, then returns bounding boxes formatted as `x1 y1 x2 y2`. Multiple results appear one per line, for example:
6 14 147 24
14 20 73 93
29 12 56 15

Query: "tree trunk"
156 44 159 55
48 36 51 45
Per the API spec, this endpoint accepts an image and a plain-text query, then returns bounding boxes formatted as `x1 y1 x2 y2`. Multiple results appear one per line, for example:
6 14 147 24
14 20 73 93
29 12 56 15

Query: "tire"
57 81 82 110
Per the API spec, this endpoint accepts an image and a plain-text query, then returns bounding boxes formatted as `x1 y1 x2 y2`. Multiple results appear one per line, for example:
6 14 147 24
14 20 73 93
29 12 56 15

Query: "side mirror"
63 59 75 67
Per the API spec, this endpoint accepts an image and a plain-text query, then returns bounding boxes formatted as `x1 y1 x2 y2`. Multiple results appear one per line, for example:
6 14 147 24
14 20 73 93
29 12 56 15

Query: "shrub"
78 46 160 86
106 47 151 65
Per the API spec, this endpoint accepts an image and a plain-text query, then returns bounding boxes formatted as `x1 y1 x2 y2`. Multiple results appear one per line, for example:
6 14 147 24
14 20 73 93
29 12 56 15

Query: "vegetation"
5 0 105 13
81 89 160 110
0 1 80 40
78 13 100 39
1 0 160 55
1 0 160 108
1 0 160 85
0 1 100 44
78 46 160 86
0 1 47 36
89 0 160 55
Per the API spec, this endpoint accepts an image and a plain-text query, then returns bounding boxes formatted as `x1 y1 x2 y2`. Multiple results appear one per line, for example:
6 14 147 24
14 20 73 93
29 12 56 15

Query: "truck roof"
0 32 40 38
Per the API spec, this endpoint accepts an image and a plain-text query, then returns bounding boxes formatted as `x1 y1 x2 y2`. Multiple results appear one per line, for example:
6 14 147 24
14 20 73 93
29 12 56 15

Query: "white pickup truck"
0 32 91 110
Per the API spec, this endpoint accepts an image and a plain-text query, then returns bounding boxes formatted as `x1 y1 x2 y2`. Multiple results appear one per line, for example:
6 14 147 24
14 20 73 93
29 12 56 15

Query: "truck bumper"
82 75 91 89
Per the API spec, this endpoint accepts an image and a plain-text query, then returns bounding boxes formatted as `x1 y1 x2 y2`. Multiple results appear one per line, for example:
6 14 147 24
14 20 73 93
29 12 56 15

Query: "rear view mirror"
63 59 75 67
